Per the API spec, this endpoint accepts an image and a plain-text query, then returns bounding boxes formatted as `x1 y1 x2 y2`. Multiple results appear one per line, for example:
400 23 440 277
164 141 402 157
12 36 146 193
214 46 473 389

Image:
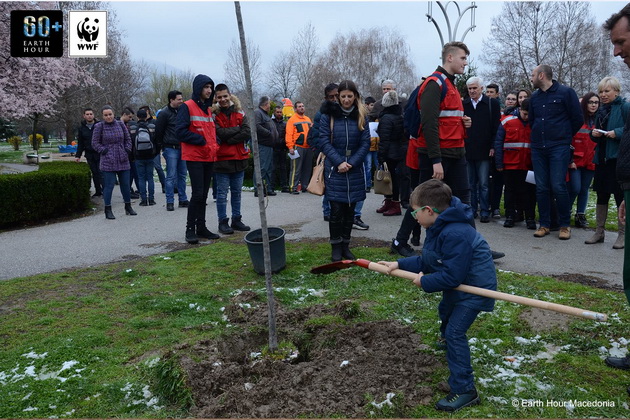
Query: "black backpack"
131 122 156 159
403 72 448 138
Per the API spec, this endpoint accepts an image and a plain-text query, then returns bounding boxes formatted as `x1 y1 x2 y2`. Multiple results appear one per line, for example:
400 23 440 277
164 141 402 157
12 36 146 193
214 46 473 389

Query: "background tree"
55 1 143 144
481 1 609 96
138 67 195 113
223 37 263 99
266 51 298 101
301 27 416 114
0 2 98 151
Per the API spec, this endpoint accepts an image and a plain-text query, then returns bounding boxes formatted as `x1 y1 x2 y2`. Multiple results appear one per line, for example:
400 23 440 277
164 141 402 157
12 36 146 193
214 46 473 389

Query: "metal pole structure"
426 1 477 44
234 1 278 351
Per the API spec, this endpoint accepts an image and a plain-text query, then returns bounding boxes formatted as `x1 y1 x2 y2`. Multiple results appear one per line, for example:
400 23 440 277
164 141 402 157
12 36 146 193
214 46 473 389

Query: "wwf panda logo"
77 17 99 42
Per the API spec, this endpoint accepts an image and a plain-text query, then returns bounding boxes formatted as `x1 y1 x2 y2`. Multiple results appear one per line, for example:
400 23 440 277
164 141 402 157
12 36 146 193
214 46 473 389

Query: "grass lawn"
1 240 629 418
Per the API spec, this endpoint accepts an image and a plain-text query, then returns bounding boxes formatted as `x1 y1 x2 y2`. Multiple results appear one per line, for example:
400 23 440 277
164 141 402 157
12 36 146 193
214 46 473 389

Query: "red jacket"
496 114 532 171
181 99 218 162
406 136 420 169
416 73 466 150
213 105 250 162
572 122 596 170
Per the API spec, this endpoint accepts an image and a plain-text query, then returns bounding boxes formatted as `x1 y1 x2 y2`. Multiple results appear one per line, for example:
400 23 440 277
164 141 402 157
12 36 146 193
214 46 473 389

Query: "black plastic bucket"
244 227 286 275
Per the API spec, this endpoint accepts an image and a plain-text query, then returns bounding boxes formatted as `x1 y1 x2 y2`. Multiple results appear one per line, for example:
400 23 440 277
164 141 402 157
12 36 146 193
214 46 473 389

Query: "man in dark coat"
75 108 102 197
463 77 501 223
254 96 278 196
156 90 189 211
601 2 630 375
528 64 582 240
271 105 289 193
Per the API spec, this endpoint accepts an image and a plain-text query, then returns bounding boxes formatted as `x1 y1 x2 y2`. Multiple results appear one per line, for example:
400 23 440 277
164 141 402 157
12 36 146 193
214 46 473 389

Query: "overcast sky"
106 0 626 93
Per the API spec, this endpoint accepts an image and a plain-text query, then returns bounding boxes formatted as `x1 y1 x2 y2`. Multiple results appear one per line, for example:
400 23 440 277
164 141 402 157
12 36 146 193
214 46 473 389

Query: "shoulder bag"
307 117 334 196
373 162 393 195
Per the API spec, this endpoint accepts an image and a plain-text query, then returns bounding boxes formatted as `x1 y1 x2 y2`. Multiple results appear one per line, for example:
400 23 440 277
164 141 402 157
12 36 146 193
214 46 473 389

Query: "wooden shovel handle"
356 259 607 321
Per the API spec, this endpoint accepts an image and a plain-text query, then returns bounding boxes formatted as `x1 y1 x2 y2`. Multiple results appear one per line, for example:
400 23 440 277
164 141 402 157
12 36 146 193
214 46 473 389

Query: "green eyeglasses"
411 206 441 218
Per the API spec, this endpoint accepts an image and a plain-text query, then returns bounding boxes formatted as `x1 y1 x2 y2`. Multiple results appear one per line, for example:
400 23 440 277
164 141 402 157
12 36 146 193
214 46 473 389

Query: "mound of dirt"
179 292 440 417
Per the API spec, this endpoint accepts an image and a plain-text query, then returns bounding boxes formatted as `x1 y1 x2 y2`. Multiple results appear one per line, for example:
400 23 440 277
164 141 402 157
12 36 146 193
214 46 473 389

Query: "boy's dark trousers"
438 300 480 393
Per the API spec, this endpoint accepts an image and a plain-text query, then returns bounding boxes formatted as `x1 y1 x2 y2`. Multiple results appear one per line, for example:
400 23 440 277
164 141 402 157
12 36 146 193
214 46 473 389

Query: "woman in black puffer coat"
376 90 408 216
318 80 371 261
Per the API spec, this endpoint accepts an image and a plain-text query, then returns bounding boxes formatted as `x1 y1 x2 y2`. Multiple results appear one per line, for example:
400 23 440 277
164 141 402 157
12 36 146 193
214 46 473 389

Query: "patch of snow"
189 303 207 312
125 269 132 273
22 406 38 412
59 361 79 372
371 392 396 409
22 351 48 359
145 358 160 368
22 392 32 400
238 303 252 309
244 382 254 391
340 360 350 368
486 396 507 404
163 257 171 260
514 335 541 345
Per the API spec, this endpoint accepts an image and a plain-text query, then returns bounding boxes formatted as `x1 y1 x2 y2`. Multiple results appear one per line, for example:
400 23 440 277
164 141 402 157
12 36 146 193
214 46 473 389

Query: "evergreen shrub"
0 161 91 228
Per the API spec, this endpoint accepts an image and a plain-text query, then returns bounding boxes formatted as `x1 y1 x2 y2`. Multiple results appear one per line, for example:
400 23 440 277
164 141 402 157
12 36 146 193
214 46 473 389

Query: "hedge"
0 161 91 228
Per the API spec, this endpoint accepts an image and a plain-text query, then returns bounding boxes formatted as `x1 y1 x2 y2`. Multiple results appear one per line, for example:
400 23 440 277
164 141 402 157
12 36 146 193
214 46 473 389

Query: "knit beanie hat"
381 90 398 108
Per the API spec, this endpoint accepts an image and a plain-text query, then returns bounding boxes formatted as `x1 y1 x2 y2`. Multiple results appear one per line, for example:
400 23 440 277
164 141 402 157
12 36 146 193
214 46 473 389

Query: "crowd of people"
70 2 630 411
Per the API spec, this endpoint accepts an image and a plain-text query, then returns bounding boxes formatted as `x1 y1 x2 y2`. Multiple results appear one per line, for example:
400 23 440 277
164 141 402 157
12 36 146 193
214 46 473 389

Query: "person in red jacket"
569 92 599 228
175 74 220 244
212 84 251 235
494 98 536 229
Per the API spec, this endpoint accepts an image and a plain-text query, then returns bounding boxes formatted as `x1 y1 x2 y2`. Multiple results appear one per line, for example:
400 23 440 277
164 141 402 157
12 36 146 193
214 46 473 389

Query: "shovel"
311 259 608 321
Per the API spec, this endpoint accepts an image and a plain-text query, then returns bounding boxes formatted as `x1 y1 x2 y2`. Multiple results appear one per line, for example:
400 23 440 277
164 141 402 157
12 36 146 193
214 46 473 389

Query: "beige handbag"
373 162 393 195
306 118 334 196
307 152 326 196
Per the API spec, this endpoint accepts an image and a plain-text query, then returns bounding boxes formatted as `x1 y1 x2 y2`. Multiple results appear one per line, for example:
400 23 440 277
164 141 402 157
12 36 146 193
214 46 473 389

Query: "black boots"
219 218 234 234
197 225 220 240
341 241 355 260
124 203 137 216
104 206 115 220
185 227 199 244
106 204 136 218
231 215 251 231
331 242 343 262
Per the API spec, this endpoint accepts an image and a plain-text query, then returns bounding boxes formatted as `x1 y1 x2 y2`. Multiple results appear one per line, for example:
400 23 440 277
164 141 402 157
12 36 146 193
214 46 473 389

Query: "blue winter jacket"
529 80 583 148
397 197 497 312
317 102 370 204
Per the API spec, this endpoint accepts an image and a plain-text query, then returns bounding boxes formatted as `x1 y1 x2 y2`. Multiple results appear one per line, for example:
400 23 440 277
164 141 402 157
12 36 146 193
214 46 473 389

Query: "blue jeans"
153 154 166 187
102 170 131 206
215 171 244 221
568 168 594 214
364 151 378 187
531 144 572 227
467 159 490 217
439 302 480 393
135 159 155 201
323 198 364 218
163 147 188 204
253 144 274 191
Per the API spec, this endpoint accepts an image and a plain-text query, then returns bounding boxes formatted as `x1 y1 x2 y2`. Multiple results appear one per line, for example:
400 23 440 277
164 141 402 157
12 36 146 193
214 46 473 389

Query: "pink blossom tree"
0 2 97 152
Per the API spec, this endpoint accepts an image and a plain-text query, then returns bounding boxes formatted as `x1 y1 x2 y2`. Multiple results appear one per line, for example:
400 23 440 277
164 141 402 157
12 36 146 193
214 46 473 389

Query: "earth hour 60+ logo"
10 10 64 57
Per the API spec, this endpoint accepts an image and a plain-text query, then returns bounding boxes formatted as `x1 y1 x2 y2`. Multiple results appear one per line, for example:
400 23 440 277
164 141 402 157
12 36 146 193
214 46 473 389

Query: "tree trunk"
234 1 278 352
32 112 40 164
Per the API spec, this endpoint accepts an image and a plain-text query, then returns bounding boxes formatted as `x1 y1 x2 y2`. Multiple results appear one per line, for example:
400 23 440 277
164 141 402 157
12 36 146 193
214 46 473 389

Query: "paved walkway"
0 166 624 287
